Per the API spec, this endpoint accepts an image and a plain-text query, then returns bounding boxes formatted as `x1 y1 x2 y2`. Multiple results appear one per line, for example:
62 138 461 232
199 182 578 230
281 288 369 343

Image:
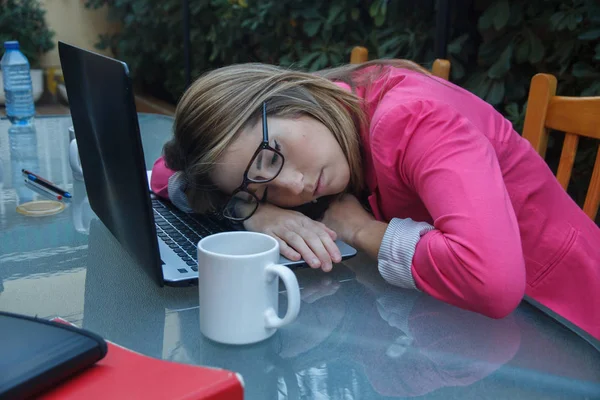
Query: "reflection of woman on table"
275 276 520 398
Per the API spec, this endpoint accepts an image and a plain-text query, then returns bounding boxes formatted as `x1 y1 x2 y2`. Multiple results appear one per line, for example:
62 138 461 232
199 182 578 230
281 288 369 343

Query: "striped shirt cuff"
167 172 193 213
377 218 435 290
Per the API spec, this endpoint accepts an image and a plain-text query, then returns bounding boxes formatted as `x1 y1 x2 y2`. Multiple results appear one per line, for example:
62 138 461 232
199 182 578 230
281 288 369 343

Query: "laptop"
58 42 356 287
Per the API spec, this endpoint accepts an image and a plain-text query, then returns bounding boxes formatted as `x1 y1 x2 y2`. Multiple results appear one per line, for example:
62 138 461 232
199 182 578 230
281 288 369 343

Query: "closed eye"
270 152 279 166
255 150 263 170
270 140 281 166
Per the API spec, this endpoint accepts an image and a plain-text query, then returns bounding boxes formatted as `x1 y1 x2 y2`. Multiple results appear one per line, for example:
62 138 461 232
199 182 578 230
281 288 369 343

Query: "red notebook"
40 319 244 400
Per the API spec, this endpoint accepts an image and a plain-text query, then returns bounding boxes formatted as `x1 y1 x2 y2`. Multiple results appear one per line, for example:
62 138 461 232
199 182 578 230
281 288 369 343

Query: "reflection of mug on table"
70 180 96 235
68 126 84 181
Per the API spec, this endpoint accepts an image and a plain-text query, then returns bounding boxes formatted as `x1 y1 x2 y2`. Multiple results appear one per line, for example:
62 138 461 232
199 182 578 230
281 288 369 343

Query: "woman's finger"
316 230 342 264
308 221 340 262
296 227 334 272
272 234 301 261
322 225 337 240
280 230 322 269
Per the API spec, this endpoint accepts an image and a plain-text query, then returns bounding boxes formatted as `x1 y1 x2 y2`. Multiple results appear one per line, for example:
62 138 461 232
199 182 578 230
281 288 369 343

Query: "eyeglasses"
222 102 285 221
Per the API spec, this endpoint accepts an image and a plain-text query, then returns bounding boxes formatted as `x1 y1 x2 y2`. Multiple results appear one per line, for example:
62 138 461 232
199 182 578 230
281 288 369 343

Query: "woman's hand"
243 203 342 272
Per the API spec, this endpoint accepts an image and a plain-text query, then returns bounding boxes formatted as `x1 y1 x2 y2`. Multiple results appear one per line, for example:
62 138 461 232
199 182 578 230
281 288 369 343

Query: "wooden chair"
349 46 451 81
522 73 600 220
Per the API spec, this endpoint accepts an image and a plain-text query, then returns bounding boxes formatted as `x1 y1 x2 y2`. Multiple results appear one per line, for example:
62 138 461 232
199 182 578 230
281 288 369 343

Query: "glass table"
1 115 599 399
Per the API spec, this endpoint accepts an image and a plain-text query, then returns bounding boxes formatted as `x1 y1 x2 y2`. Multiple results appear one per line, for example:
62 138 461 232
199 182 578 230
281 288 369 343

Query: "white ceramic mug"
68 126 84 181
197 232 301 345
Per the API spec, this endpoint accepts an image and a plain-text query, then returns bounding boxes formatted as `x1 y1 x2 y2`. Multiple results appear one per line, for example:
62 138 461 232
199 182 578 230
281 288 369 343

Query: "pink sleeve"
383 100 526 318
150 156 175 199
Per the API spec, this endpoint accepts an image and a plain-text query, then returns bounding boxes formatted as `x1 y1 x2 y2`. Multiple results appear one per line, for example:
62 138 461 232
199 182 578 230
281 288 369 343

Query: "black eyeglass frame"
222 102 285 222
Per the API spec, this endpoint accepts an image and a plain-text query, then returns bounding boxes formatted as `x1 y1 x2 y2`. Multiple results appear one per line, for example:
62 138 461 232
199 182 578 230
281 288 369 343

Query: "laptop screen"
58 41 164 285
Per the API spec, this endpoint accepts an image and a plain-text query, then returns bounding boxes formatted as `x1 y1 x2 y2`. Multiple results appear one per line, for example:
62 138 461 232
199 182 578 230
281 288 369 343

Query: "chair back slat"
522 74 557 158
546 96 600 140
583 146 600 220
556 133 580 190
350 46 369 64
432 59 451 81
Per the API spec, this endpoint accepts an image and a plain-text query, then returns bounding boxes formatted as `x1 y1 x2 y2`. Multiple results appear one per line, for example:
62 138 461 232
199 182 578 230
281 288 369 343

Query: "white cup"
197 232 301 345
68 126 84 181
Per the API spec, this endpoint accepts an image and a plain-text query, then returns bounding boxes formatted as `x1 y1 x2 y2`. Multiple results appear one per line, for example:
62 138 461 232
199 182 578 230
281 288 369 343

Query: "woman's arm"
150 156 192 212
363 100 526 319
150 156 174 198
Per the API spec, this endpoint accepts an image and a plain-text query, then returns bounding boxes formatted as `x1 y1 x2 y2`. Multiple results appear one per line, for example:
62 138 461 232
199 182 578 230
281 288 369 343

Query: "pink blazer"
352 68 600 340
151 67 600 340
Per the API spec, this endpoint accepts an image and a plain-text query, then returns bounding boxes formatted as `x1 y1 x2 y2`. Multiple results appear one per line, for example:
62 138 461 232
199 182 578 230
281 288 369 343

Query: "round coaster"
16 200 66 217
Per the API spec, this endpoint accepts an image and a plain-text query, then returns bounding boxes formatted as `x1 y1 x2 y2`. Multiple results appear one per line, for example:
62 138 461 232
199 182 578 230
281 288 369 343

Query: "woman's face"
211 114 351 208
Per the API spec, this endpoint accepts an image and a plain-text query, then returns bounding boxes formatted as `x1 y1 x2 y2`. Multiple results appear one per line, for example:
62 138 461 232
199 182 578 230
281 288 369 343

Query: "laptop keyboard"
152 199 231 271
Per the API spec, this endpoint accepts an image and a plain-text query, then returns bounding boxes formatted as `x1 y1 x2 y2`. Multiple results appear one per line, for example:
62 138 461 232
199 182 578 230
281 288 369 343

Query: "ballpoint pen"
22 169 72 198
24 179 64 201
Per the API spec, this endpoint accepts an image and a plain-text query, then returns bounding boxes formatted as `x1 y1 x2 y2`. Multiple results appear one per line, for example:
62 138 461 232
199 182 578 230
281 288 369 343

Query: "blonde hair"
163 59 429 213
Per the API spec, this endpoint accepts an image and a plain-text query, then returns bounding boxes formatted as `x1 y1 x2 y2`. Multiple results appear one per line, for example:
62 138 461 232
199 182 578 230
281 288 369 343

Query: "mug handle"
264 264 301 329
69 139 83 176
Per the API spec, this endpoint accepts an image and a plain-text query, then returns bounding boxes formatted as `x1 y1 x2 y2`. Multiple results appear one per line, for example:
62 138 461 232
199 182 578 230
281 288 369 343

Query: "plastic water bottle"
9 124 39 203
1 41 35 125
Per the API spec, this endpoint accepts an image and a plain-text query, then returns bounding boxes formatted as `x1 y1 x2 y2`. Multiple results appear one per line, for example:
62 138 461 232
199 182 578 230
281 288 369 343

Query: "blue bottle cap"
4 41 20 50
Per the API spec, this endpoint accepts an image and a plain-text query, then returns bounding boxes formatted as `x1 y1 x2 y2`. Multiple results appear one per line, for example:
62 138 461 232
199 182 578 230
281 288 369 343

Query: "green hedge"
85 0 600 117
85 0 600 218
84 0 439 100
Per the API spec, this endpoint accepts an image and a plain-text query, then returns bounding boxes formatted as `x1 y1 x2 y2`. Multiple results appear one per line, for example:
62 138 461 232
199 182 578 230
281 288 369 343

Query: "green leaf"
487 45 512 79
466 72 491 99
508 2 523 26
327 3 344 24
567 13 583 31
380 0 388 18
447 34 469 55
299 8 320 19
515 39 529 64
505 102 519 119
549 12 566 31
379 36 403 53
449 56 466 81
504 102 525 131
279 54 294 66
572 62 600 78
369 1 380 18
478 41 498 65
351 8 360 21
310 52 328 71
486 80 506 105
528 32 544 64
330 52 342 65
303 20 322 37
505 78 526 101
578 29 600 40
374 13 385 27
298 51 320 67
493 0 510 31
478 6 494 31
